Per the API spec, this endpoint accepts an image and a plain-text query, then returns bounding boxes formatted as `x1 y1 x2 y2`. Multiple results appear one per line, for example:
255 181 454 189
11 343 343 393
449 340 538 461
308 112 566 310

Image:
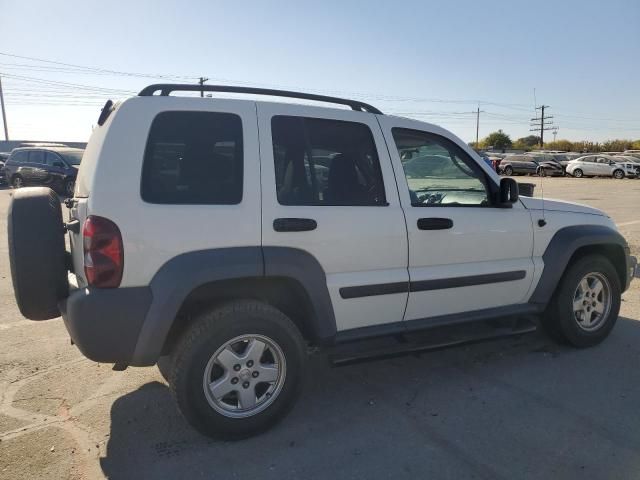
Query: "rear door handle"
273 218 317 232
417 218 453 230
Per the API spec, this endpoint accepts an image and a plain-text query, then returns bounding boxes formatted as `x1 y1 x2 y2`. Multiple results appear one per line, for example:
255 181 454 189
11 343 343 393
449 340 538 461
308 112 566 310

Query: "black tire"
537 167 547 177
63 178 75 197
573 168 583 178
503 165 514 176
11 175 24 189
168 300 307 440
613 169 624 179
541 254 621 348
8 187 68 320
157 355 172 382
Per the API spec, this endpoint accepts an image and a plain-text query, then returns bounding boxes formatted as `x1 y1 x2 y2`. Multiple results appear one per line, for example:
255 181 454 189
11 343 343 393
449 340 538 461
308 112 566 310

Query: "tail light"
83 216 123 288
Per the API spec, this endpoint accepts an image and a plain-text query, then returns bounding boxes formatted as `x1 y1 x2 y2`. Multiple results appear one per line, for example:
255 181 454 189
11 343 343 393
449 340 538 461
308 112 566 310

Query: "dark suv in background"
3 146 84 196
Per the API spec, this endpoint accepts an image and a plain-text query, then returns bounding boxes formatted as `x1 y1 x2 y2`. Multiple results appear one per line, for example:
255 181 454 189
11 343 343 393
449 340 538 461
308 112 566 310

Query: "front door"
258 103 409 332
378 116 535 323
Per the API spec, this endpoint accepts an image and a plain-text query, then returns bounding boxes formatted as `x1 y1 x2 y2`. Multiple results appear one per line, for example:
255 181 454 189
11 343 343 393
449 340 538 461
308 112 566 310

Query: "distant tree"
601 139 633 152
483 130 512 150
631 140 640 150
518 135 540 147
544 139 575 152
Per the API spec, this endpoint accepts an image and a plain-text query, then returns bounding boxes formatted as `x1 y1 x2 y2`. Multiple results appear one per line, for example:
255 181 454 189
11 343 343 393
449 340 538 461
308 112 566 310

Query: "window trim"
391 127 498 209
140 110 244 205
271 115 388 207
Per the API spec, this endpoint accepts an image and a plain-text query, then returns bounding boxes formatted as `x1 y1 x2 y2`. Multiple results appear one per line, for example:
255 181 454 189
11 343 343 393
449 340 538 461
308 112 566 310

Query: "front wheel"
541 254 621 348
537 167 547 177
503 165 514 176
63 179 75 197
572 168 583 178
11 175 24 188
168 300 307 439
613 169 625 179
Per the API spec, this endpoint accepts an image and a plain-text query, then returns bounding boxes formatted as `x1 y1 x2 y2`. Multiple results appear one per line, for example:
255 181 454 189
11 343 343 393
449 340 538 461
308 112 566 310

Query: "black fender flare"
130 246 336 365
528 225 629 306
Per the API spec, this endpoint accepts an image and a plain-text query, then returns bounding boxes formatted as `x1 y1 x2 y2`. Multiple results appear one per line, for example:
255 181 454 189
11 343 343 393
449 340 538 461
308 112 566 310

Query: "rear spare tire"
8 187 69 320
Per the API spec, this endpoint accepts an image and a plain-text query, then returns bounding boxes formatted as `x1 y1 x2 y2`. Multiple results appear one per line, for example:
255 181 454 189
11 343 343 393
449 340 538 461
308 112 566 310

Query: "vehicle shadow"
100 316 640 480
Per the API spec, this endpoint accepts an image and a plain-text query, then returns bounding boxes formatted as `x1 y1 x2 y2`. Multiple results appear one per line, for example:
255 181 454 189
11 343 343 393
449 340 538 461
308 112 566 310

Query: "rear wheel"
572 168 583 178
168 300 306 439
63 178 75 196
541 254 620 348
613 169 624 179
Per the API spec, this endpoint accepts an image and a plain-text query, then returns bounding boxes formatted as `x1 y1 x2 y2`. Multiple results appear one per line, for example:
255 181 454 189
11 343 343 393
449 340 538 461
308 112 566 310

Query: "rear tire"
63 179 75 197
168 300 307 439
541 254 621 348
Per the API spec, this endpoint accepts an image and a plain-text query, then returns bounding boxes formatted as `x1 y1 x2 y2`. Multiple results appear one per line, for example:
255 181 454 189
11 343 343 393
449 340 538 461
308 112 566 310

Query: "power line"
0 74 8 140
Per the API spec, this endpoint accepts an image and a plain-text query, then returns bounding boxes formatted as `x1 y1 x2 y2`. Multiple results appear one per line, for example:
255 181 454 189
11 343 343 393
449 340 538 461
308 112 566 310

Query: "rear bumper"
59 286 152 364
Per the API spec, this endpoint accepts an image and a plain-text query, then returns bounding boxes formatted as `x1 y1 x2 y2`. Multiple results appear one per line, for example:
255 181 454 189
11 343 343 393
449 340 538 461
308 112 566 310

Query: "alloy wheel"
572 272 612 332
203 334 286 418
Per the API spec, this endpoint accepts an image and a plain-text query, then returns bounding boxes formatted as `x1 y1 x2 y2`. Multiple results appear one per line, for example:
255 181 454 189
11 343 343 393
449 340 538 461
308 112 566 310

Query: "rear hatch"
67 102 118 287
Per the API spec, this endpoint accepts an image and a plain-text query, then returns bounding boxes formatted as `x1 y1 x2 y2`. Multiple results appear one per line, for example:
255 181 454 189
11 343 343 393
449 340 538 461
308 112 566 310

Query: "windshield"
61 150 84 165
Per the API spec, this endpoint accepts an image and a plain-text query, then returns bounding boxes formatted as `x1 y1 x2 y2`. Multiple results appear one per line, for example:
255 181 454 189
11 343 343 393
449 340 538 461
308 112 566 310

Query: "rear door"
378 116 535 322
258 103 409 332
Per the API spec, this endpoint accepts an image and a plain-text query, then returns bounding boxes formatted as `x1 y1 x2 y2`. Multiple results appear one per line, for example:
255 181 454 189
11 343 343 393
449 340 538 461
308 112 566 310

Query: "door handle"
273 218 317 232
417 218 453 230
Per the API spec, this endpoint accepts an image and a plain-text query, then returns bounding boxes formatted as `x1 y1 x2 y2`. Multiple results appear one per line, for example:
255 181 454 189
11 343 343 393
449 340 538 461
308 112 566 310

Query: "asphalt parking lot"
1 177 639 480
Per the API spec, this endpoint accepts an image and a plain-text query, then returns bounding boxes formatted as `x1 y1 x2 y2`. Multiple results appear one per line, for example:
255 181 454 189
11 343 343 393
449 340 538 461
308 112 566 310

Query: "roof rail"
138 84 383 114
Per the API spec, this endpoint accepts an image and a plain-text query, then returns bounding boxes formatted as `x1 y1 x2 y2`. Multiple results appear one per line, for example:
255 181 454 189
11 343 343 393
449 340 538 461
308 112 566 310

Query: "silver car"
566 155 637 179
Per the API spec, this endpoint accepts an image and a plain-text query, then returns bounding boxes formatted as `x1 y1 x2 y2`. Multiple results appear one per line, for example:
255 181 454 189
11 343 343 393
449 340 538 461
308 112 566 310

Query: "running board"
328 317 537 366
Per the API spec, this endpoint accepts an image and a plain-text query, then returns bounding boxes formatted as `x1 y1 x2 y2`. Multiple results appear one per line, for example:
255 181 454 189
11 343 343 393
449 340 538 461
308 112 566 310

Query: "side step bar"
328 317 537 366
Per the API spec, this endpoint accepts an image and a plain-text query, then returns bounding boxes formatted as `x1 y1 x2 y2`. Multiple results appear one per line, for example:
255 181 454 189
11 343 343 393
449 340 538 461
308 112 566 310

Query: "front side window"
46 152 65 167
271 116 386 206
141 111 243 204
10 151 28 164
392 128 489 207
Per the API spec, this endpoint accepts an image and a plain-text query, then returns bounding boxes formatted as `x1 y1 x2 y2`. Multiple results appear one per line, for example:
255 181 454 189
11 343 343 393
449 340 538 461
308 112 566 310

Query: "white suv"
7 85 637 439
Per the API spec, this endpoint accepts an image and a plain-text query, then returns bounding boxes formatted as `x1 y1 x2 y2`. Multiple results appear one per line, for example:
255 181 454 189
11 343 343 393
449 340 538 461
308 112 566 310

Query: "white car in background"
566 154 637 179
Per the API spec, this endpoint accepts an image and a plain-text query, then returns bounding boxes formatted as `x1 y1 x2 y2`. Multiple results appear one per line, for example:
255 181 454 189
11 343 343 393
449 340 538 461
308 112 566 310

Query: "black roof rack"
138 84 383 114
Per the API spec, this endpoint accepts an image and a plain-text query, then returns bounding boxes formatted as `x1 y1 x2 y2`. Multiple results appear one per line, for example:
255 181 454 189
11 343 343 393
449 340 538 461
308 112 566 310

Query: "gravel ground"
0 177 639 480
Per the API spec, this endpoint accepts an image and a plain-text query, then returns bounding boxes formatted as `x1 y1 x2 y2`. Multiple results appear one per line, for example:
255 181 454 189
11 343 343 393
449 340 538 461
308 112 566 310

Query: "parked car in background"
3 146 84 195
0 152 9 184
499 154 563 176
623 150 640 160
566 155 637 179
614 155 640 176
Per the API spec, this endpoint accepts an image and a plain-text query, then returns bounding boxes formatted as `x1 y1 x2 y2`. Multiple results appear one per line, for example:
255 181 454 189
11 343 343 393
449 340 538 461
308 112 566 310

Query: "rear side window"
141 111 243 204
9 151 28 164
271 116 386 206
29 151 46 164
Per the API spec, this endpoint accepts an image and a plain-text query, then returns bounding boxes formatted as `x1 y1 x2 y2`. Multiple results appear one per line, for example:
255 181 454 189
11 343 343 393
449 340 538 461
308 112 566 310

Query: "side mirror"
609 160 615 165
497 178 519 206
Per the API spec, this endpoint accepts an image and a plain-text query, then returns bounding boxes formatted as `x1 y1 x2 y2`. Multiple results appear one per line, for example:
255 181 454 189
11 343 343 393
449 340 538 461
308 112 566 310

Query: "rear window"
141 111 243 204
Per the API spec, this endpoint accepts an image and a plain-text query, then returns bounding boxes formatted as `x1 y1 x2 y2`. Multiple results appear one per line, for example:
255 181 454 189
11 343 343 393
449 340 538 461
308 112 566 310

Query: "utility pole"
0 74 8 141
475 106 485 147
551 126 559 142
198 77 209 98
530 105 553 147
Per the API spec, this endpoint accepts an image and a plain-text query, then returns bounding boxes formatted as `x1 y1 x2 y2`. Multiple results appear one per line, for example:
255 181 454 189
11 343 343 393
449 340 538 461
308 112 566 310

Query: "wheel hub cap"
572 272 611 332
203 334 286 418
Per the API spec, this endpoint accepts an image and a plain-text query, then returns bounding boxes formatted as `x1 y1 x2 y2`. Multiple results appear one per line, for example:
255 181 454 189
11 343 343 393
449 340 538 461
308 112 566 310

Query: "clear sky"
1 0 638 143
